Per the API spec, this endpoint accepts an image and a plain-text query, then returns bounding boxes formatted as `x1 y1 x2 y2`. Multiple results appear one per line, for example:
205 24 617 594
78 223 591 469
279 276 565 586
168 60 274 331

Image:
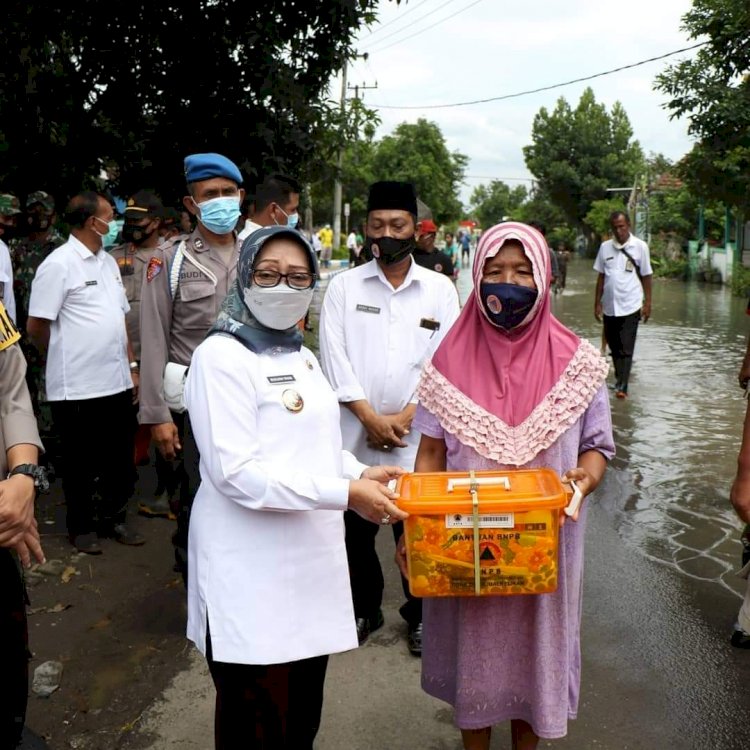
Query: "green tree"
0 1 386 205
584 197 630 237
469 181 528 230
370 119 468 224
655 0 750 211
523 88 644 251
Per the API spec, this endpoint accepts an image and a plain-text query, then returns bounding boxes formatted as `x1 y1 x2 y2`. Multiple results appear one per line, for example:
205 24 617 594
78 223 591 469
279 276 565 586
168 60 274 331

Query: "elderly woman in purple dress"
398 222 614 750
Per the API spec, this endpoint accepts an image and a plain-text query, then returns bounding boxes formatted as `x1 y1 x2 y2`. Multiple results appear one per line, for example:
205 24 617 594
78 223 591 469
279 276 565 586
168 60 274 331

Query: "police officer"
0 299 45 748
110 191 174 517
139 153 244 580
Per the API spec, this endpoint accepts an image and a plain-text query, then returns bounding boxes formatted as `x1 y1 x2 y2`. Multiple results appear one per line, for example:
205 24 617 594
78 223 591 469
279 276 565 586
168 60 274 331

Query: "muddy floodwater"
313 254 749 600
456 255 748 598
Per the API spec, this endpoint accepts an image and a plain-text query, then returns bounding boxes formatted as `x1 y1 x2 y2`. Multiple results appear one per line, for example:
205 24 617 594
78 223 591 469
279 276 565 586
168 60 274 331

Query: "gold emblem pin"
282 389 304 413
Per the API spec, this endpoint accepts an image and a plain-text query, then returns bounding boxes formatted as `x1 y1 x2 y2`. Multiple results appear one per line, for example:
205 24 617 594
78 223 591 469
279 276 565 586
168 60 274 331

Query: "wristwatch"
8 464 50 493
129 361 140 371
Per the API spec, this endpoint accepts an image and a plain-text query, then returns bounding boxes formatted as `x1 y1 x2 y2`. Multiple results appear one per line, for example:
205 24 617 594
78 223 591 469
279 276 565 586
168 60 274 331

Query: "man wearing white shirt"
27 192 143 554
593 211 653 399
0 194 20 321
320 181 460 655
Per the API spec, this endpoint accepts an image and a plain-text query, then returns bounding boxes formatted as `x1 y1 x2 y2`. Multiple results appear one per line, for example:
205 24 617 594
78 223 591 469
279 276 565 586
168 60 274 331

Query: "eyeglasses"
252 269 317 290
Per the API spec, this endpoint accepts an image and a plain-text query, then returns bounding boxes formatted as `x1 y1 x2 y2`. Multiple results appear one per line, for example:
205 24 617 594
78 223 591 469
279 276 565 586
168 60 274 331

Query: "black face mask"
122 221 155 245
0 223 17 241
363 235 415 265
27 214 51 232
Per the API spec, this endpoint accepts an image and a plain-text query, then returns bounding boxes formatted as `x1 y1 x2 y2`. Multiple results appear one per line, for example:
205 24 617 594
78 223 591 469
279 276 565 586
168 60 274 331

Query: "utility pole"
332 64 348 256
332 61 376 254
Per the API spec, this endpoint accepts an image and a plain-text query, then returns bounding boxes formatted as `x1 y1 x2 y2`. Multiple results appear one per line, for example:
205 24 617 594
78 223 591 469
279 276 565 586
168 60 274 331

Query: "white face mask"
243 284 314 330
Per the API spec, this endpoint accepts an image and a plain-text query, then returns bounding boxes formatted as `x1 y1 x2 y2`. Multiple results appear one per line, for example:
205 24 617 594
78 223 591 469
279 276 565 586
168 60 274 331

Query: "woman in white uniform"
184 225 406 749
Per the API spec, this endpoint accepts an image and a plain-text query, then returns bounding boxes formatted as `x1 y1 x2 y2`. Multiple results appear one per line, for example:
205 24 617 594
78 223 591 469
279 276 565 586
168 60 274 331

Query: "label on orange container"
445 513 514 528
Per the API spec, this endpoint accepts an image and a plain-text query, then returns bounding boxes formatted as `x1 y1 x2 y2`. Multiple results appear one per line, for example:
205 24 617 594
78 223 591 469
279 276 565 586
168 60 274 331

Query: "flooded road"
314 256 749 600
541 258 746 599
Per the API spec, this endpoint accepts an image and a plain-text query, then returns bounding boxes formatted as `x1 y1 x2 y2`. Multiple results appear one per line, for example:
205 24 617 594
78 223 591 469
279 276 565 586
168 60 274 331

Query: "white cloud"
341 0 697 206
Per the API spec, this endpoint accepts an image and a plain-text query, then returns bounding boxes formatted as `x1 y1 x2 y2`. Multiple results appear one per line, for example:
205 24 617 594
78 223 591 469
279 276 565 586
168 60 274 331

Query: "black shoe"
355 610 384 645
69 532 102 555
407 622 423 656
731 626 750 649
138 494 175 519
108 523 146 546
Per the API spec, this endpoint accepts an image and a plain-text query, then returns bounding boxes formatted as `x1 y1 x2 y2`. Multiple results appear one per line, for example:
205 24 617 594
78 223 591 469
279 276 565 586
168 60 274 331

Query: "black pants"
344 510 422 626
51 391 136 536
171 411 200 583
603 310 641 392
0 550 30 749
206 634 328 750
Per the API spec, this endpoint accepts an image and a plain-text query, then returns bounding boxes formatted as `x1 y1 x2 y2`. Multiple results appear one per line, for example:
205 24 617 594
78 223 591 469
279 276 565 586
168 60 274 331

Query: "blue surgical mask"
480 282 538 330
275 205 299 229
193 196 241 235
93 216 120 247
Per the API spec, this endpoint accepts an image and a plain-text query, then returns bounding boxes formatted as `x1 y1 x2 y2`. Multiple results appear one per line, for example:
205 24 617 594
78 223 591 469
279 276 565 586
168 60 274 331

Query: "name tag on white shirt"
267 374 296 384
356 304 380 314
85 280 98 286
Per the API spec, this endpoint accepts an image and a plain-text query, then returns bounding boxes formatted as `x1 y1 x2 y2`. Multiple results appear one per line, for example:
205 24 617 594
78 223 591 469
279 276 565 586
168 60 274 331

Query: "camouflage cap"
26 191 55 212
0 194 21 216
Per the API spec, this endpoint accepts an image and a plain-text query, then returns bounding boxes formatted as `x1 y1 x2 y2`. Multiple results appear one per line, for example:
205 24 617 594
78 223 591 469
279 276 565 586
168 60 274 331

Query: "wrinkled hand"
560 467 595 526
364 414 408 450
739 358 750 390
0 475 45 566
152 421 181 460
348 478 408 526
594 301 603 323
730 473 750 525
641 302 651 323
395 535 408 578
360 465 408 485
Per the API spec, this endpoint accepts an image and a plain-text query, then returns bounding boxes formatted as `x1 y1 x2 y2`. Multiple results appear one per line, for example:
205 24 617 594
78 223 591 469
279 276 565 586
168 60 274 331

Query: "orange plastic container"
396 469 568 597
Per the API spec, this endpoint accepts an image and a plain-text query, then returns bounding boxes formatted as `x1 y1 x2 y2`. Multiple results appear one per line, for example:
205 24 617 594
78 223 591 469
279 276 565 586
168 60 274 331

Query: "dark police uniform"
0 301 43 747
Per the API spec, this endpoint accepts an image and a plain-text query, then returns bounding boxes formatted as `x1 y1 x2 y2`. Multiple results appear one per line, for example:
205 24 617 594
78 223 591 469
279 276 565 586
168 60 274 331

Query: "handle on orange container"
470 471 481 595
448 476 510 492
564 480 583 517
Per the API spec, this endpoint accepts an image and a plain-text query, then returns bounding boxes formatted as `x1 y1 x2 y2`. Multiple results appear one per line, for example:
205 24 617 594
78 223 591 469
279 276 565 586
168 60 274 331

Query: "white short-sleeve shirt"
593 234 653 317
319 258 460 469
29 235 132 401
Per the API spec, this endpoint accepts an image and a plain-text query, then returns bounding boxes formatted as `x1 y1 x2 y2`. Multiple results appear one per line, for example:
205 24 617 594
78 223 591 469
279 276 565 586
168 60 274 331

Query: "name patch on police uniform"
420 318 440 331
85 280 98 286
147 257 163 282
0 301 21 351
356 304 380 314
267 375 296 384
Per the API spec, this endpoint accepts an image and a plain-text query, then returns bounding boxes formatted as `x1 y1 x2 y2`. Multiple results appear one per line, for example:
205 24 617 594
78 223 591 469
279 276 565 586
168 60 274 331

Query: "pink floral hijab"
416 221 608 466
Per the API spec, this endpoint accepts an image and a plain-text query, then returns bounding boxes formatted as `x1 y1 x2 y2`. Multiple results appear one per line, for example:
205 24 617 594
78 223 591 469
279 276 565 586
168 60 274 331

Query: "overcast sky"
337 0 699 207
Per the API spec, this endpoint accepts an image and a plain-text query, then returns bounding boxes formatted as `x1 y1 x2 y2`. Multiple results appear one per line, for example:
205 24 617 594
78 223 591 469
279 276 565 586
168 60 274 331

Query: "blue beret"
184 153 243 185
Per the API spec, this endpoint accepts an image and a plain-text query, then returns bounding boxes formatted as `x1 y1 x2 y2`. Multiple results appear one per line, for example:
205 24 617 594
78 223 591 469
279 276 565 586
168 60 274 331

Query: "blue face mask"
480 282 538 330
275 205 299 229
193 196 241 235
93 216 120 247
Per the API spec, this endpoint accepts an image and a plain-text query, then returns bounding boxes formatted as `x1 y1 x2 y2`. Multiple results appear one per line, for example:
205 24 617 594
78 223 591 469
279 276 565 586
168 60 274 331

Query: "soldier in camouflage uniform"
11 192 64 441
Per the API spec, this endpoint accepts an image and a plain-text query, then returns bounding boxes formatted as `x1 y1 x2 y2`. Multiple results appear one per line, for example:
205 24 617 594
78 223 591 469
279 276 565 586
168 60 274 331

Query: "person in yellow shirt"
318 224 333 268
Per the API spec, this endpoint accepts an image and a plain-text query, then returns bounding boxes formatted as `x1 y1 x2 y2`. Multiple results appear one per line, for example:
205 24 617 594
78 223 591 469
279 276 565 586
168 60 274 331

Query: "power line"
365 0 484 55
359 0 432 40
370 41 707 108
361 0 463 51
463 175 535 182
